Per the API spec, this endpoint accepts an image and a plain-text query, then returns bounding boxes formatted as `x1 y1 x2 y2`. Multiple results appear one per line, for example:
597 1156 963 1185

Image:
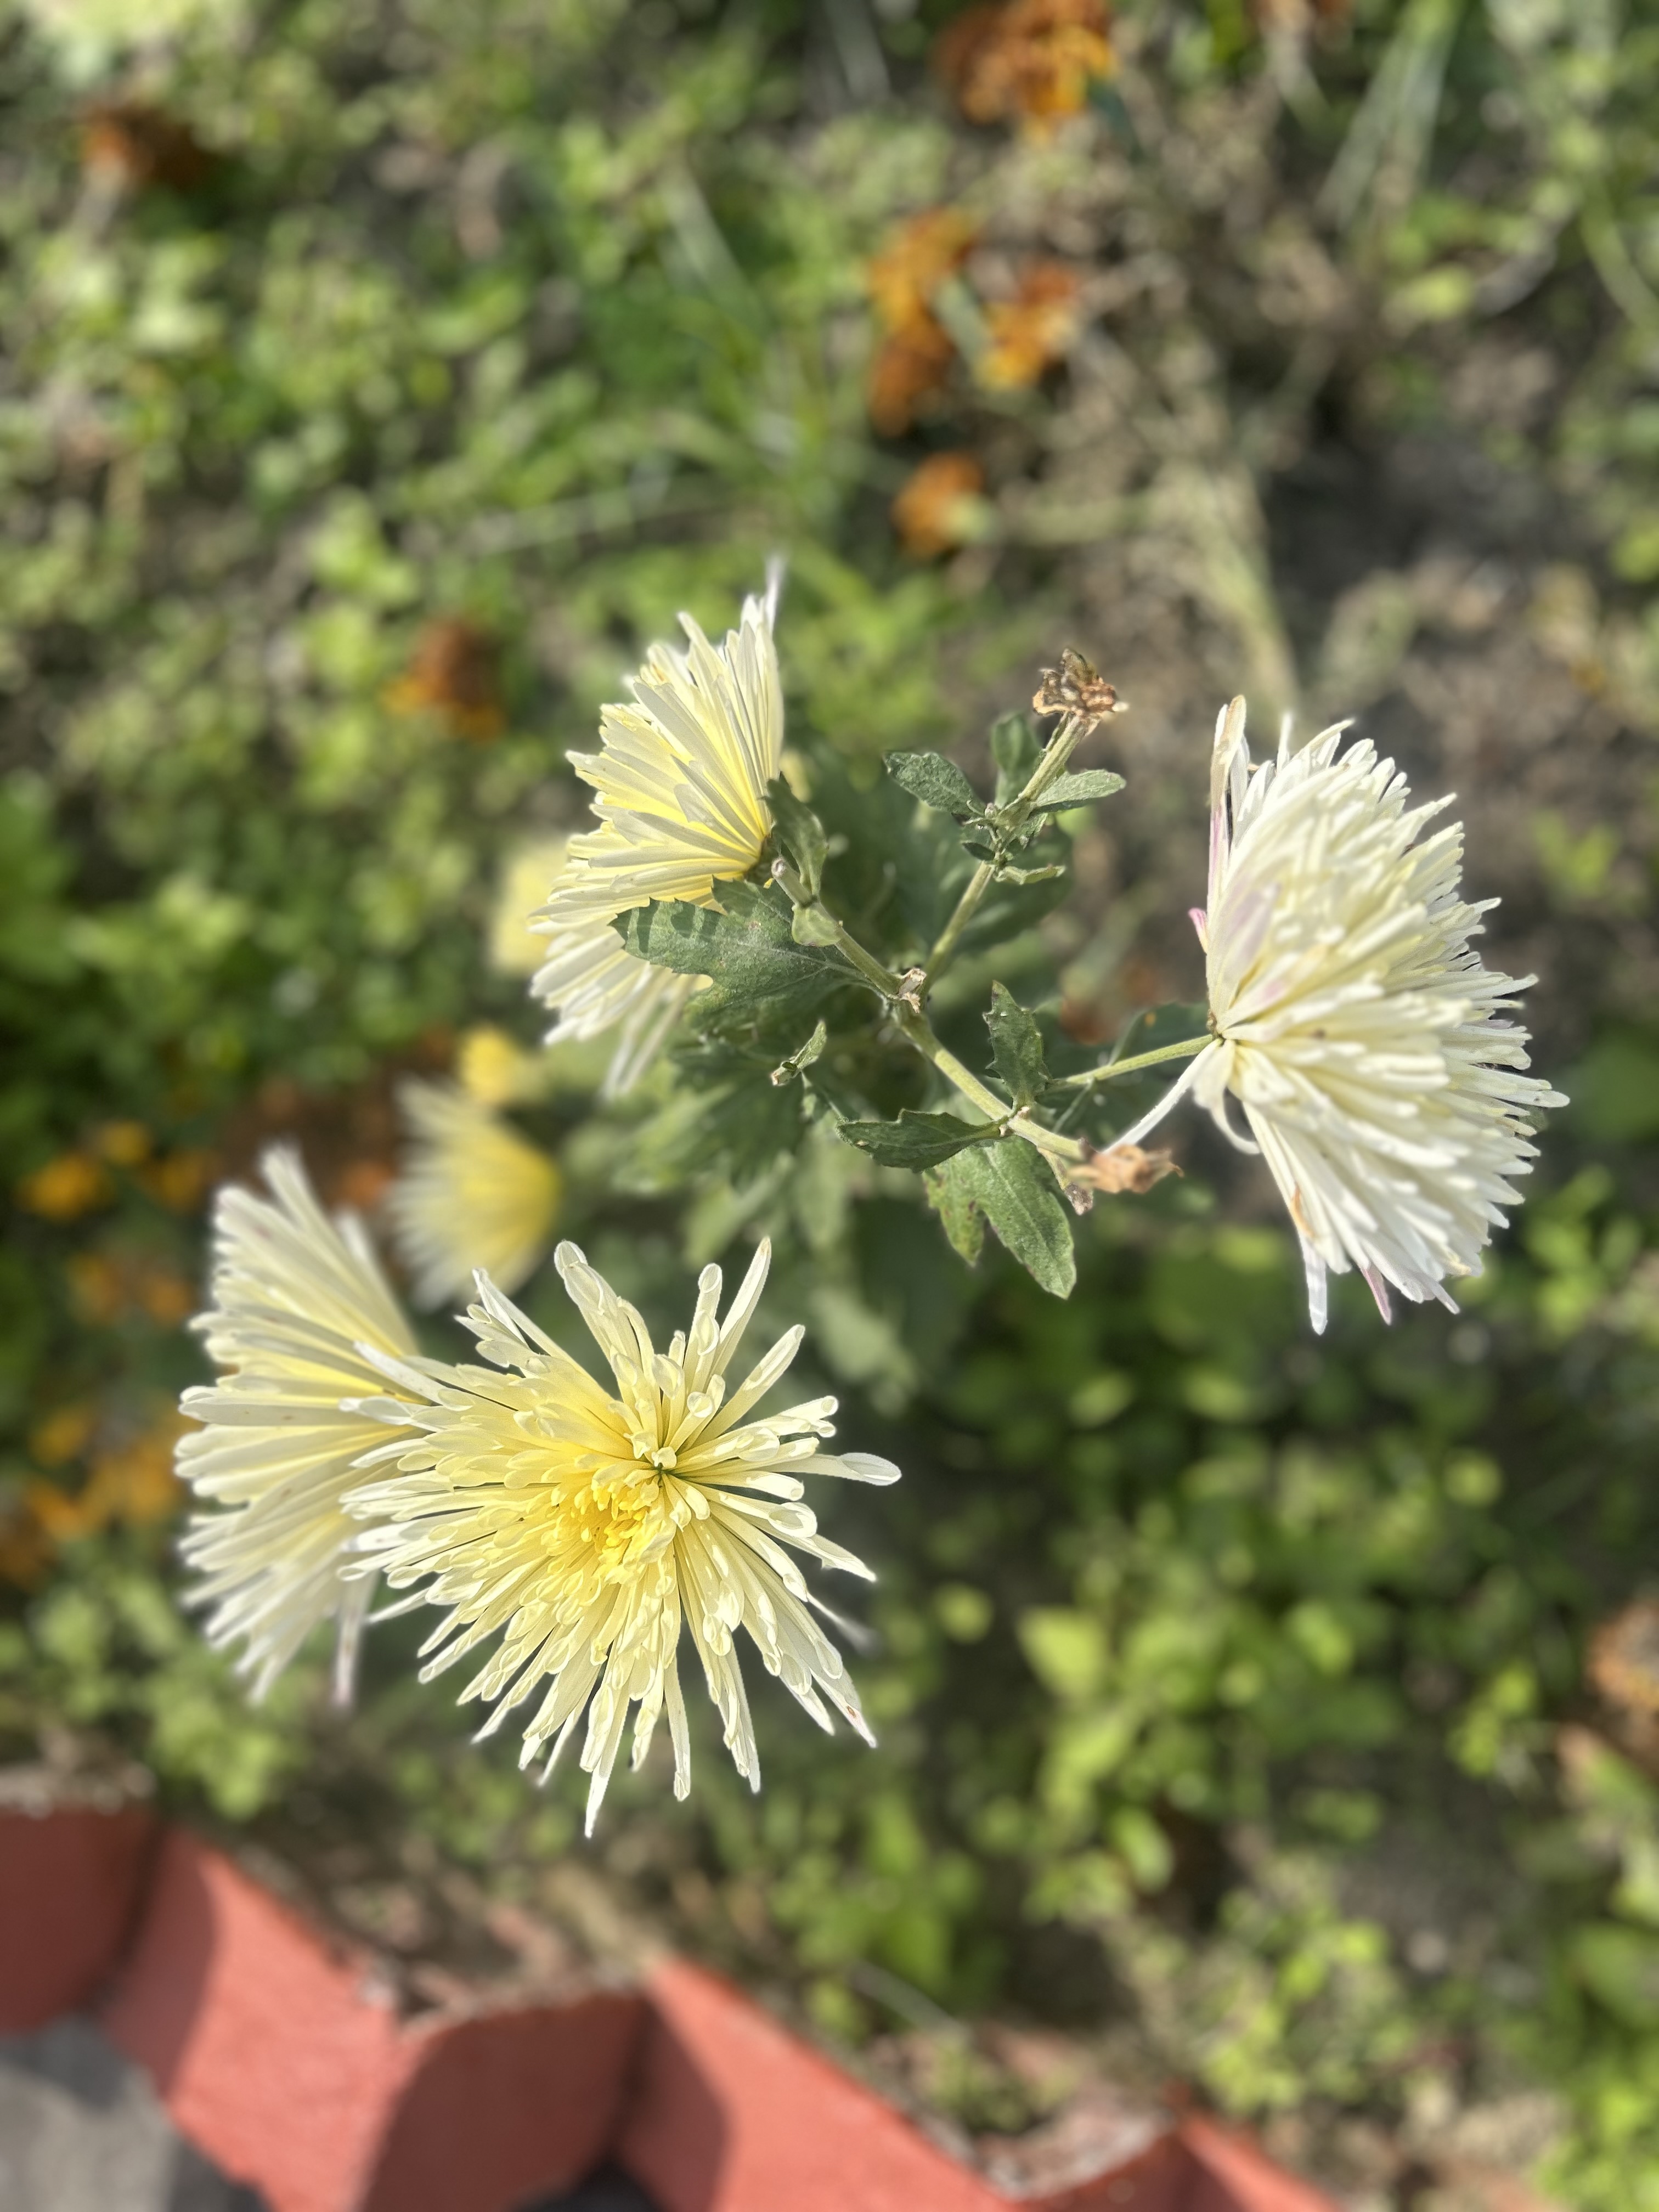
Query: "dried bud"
894 967 928 1012
1071 1141 1178 1195
1032 647 1127 721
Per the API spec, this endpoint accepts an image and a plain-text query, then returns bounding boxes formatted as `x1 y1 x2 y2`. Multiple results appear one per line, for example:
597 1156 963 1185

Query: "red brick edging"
0 1782 1335 2212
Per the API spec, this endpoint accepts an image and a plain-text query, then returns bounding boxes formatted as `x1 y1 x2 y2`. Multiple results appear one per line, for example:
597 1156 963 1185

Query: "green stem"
1054 1031 1212 1090
894 1009 1085 1171
771 860 905 998
922 713 1089 984
771 856 1087 1175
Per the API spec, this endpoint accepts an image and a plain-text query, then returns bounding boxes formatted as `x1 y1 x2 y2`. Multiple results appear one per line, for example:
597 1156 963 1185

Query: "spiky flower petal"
529 578 783 1093
1120 698 1565 1330
177 1148 418 1700
345 1239 898 1833
386 1079 560 1306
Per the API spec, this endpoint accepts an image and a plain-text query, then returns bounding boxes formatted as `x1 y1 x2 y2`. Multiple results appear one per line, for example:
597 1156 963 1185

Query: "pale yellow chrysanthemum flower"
343 1238 898 1833
529 575 784 1094
385 1079 561 1307
176 1147 419 1702
1118 697 1565 1332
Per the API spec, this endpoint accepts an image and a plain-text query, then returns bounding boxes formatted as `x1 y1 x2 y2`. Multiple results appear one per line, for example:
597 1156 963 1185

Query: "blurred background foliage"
4 0 1659 2201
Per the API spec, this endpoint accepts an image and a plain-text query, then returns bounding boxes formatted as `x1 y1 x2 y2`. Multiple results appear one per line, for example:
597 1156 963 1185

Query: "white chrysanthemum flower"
386 1079 561 1306
529 575 784 1094
344 1238 898 1833
177 1148 419 1702
1119 697 1565 1332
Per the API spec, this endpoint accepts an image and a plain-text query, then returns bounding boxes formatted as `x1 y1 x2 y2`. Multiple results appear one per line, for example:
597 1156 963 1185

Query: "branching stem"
769 856 1086 1172
921 712 1091 985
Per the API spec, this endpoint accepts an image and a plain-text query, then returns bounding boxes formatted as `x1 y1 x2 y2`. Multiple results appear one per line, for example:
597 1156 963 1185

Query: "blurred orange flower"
868 320 957 437
892 452 986 558
29 1404 97 1469
28 1418 186 1545
80 101 215 195
138 1148 218 1213
866 209 980 436
867 208 979 336
16 1152 112 1222
935 0 1114 129
334 1157 396 1213
93 1121 151 1167
1589 1599 1659 1718
386 618 505 741
0 1499 52 1590
66 1249 195 1329
979 261 1082 390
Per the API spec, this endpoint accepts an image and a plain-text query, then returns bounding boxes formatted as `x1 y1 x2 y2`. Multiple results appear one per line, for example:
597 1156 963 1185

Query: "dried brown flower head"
1032 647 1127 720
1068 1142 1178 1205
892 452 986 559
935 0 1114 131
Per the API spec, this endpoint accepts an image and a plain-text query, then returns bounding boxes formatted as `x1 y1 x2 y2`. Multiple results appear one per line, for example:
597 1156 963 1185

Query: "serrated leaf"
1030 769 1126 814
886 749 981 821
990 713 1041 802
766 776 828 898
924 1157 986 1264
986 982 1049 1106
954 1141 1076 1297
838 1109 995 1170
618 882 866 1020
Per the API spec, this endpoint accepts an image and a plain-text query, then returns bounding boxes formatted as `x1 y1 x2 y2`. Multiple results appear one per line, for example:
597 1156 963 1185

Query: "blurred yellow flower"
16 1151 112 1221
347 1238 899 1832
456 1024 548 1108
386 1079 560 1306
488 837 571 977
177 1148 420 1701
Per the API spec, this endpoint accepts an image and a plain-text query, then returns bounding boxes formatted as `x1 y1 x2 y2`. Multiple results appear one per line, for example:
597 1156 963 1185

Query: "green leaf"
886 749 981 821
618 882 865 1020
924 1159 986 1265
994 861 1065 885
838 1109 995 1170
1030 769 1126 814
790 902 842 946
770 1018 827 1086
766 777 828 899
986 982 1049 1107
990 713 1041 802
955 1141 1076 1296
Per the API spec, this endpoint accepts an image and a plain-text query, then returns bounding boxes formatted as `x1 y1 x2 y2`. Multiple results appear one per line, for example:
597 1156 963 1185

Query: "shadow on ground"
0 2021 658 2212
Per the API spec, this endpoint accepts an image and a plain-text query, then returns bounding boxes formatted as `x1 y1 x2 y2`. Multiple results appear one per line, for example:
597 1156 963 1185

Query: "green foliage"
3 0 1659 2202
